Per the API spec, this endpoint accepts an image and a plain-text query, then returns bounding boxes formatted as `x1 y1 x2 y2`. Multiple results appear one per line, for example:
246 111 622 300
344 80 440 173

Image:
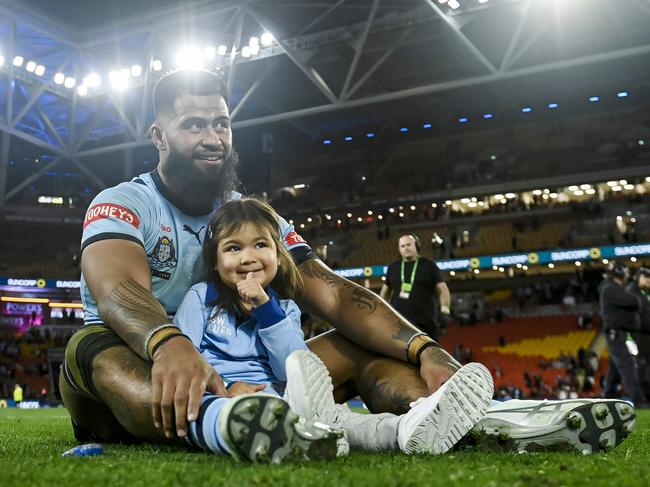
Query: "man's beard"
163 146 241 207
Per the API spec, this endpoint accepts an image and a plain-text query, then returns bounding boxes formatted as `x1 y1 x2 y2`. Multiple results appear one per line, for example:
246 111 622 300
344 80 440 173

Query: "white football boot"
397 362 494 454
460 398 636 454
218 393 343 463
285 350 350 456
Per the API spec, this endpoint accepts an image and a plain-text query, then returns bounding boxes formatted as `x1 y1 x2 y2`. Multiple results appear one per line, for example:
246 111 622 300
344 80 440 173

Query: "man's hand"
419 346 461 393
227 381 267 396
236 272 269 308
151 336 229 438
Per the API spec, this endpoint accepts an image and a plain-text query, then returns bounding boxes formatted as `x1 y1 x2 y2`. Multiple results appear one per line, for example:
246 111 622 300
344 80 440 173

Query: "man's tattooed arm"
298 258 426 360
98 279 171 360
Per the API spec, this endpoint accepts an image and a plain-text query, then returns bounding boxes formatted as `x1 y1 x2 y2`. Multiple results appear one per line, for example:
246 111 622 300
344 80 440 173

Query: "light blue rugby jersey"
80 170 314 324
174 282 308 386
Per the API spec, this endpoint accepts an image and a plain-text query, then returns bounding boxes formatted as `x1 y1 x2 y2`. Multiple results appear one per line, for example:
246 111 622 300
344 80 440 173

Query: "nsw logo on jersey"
83 203 141 230
149 235 177 270
207 309 233 337
284 231 307 248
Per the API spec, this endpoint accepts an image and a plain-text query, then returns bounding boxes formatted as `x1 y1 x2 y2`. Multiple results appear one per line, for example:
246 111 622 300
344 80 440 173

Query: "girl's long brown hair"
203 197 303 314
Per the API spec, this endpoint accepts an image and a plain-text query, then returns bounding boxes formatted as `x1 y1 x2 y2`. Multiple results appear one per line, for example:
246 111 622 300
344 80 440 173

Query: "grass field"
1 408 649 487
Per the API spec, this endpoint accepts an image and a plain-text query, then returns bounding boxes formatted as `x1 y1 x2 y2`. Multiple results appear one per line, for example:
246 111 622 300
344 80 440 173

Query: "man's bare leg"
60 344 178 444
307 329 429 414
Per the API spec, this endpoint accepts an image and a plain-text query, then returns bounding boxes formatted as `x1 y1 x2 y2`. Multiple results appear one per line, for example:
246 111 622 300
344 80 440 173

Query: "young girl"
174 197 493 463
173 197 341 463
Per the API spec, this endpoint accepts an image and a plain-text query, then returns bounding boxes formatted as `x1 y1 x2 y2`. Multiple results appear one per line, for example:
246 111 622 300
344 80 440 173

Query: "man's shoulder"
93 174 156 204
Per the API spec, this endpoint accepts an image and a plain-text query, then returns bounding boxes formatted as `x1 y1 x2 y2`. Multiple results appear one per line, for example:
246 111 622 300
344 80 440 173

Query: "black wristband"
150 332 192 359
415 341 439 366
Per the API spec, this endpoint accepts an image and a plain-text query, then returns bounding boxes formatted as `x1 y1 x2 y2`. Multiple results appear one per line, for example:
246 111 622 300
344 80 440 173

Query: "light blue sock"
188 394 231 455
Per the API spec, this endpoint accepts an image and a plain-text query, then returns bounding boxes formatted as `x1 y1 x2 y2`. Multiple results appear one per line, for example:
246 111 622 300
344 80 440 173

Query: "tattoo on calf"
367 380 412 414
101 279 170 359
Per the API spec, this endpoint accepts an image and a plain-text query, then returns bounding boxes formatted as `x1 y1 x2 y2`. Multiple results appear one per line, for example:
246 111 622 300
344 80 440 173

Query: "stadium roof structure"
1 0 650 206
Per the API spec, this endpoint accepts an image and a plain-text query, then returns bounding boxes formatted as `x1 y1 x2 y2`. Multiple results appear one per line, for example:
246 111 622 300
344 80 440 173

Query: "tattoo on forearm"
100 279 169 358
350 287 377 313
392 324 417 344
300 260 378 313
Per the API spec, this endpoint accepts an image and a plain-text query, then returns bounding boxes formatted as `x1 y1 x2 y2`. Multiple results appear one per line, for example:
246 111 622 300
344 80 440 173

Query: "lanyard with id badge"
399 258 419 300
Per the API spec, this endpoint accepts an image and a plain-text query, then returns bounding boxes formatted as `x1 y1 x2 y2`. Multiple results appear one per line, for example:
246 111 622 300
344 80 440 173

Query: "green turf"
1 408 649 487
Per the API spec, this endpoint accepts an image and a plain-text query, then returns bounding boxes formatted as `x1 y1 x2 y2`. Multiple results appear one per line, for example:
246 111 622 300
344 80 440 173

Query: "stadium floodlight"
579 184 591 190
573 190 584 196
458 117 468 123
450 271 456 276
344 136 353 141
307 217 312 222
422 123 432 129
241 46 252 58
152 59 163 71
548 102 559 109
13 55 24 67
77 85 88 96
34 64 45 76
449 0 460 8
175 47 204 69
249 37 259 48
617 91 629 98
568 185 579 191
631 256 638 263
461 198 470 204
109 70 129 91
619 179 627 185
325 214 332 220
400 127 409 132
505 193 516 199
0 55 4 67
347 212 352 218
293 183 306 189
585 188 596 195
203 46 216 60
261 32 274 46
410 205 416 211
483 113 493 119
367 210 373 216
130 64 142 77
83 73 101 88
639 140 645 146
532 189 542 195
548 263 555 269
63 77 76 88
438 0 448 3
624 184 634 190
217 45 228 56
589 96 599 102
323 139 332 145
521 107 532 113
26 60 37 72
479 0 488 3
367 132 375 138
378 214 383 220
611 185 622 191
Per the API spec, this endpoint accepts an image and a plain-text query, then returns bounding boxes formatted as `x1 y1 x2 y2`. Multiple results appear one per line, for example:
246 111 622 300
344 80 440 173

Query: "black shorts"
62 324 126 402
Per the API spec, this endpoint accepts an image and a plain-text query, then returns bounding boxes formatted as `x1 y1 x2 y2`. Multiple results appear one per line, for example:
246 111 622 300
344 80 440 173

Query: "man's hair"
152 70 229 121
203 197 303 314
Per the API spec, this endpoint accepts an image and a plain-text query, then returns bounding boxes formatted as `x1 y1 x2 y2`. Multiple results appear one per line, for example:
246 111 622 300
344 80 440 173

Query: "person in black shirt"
380 234 451 340
627 267 650 398
599 261 646 404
